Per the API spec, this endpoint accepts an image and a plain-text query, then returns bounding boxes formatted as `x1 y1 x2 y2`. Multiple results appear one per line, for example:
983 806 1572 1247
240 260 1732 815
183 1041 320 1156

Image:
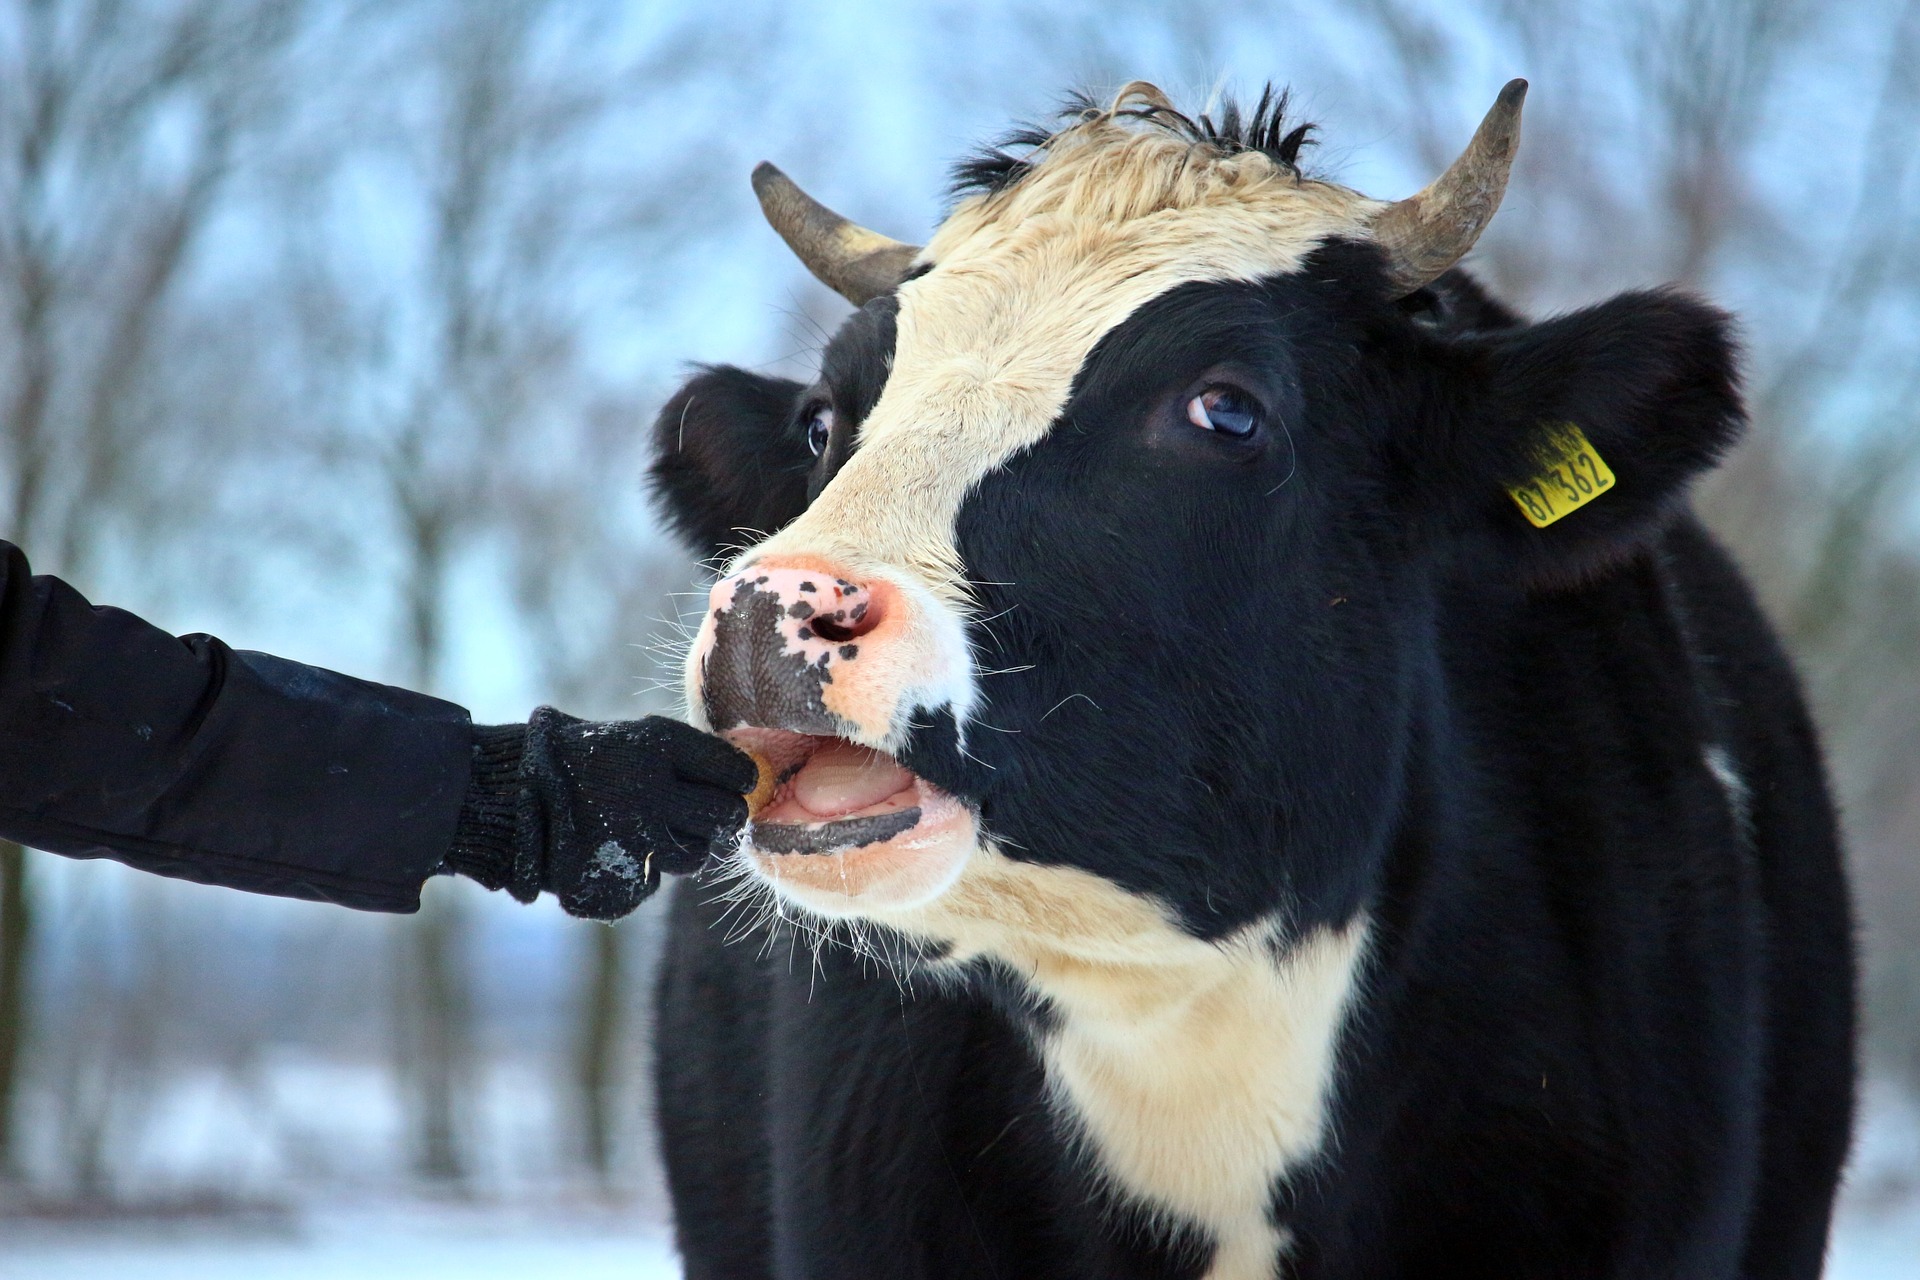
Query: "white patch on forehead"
750 125 1383 615
736 121 1385 758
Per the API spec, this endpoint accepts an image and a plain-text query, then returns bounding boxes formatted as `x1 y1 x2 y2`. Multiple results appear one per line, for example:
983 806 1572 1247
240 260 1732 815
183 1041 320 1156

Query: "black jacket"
0 539 470 912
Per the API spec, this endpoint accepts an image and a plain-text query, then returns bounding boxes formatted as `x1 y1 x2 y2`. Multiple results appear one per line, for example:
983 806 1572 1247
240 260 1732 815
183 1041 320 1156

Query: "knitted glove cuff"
442 722 528 893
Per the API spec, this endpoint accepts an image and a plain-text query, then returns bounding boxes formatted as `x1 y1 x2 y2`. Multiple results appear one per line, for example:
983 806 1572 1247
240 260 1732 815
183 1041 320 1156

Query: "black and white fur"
645 100 1855 1279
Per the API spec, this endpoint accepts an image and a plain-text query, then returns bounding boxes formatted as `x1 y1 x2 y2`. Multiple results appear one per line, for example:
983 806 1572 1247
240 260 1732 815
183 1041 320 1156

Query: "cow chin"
724 726 978 917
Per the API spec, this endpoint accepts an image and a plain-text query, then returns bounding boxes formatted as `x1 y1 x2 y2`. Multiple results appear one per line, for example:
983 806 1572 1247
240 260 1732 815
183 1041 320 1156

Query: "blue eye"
1186 386 1262 439
805 403 835 457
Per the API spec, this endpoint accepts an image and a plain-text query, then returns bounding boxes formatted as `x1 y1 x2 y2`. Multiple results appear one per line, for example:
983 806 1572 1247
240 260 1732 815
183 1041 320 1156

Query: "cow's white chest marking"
889 851 1370 1280
1037 919 1367 1280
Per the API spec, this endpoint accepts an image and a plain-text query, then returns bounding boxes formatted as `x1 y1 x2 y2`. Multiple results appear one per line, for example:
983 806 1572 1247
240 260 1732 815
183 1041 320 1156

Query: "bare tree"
0 0 303 1180
268 0 750 1185
296 2 586 1186
499 393 702 1185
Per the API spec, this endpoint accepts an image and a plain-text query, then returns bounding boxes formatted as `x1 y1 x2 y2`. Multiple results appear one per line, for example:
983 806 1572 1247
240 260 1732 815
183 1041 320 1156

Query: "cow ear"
1412 289 1744 585
647 365 811 563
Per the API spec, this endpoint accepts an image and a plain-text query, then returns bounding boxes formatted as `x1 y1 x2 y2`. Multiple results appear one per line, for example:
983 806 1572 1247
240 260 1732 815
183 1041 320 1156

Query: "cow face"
651 83 1741 959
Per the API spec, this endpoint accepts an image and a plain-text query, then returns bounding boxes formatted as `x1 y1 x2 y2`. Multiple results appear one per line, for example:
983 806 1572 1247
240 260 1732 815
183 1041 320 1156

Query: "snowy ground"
3 1078 1915 1278
0 1199 682 1280
1826 1078 1920 1280
8 1199 1916 1279
2 1189 1914 1278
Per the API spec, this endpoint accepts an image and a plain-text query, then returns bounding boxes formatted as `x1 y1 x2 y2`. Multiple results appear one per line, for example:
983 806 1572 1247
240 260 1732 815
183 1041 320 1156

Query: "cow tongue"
790 741 914 818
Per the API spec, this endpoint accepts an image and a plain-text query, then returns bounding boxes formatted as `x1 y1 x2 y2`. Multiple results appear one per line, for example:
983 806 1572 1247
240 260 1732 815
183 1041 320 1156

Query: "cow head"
650 82 1742 962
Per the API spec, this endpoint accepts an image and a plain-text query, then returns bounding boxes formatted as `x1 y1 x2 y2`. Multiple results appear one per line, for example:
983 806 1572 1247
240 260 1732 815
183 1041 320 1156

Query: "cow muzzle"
688 555 978 915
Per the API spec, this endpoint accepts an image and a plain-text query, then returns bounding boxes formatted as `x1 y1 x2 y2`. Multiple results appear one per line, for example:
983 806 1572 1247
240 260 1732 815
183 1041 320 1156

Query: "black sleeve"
0 539 473 913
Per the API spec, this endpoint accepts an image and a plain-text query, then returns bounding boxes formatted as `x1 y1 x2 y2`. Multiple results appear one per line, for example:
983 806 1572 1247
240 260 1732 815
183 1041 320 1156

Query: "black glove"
442 708 755 920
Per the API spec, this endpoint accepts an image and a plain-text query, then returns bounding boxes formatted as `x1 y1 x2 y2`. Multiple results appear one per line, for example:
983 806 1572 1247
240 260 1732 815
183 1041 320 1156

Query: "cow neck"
891 846 1372 1280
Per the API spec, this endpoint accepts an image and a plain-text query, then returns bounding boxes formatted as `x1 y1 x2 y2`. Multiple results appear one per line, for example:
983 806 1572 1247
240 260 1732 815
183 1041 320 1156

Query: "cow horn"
752 162 922 307
1370 79 1528 295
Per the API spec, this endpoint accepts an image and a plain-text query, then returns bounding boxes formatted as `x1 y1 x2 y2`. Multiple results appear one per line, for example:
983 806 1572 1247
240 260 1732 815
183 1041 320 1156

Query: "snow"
4 1191 1917 1279
1827 1077 1920 1280
10 1197 1917 1280
0 1201 682 1280
3 1070 1915 1278
1830 1210 1920 1280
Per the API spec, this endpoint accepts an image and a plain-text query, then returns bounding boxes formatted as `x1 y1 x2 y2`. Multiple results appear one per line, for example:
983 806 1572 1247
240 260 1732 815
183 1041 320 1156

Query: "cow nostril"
809 587 883 644
812 615 857 643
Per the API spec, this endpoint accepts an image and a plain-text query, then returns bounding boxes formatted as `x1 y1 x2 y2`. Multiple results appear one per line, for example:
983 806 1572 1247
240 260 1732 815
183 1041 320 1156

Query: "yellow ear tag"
1508 423 1616 528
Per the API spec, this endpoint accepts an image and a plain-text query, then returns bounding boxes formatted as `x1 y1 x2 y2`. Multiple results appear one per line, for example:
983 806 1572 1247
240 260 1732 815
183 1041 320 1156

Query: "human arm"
0 539 750 916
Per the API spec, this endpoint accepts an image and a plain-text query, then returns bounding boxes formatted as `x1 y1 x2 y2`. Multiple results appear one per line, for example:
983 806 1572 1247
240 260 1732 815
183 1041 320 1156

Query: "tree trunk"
400 888 472 1186
0 842 31 1179
574 920 625 1186
392 521 474 1187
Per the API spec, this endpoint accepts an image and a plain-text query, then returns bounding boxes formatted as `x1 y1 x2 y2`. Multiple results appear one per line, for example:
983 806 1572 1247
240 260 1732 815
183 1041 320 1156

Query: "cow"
644 80 1856 1279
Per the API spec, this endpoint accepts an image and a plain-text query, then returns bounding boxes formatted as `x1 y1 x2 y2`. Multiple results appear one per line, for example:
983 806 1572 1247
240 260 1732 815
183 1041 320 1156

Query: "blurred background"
0 0 1914 1275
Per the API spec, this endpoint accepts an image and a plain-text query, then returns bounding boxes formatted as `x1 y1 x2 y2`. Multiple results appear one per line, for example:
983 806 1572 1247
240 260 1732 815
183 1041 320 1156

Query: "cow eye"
1186 385 1262 439
804 402 835 457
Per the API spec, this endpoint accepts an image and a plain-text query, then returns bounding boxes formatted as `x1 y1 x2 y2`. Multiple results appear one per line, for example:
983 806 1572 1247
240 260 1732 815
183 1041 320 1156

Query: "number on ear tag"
1508 423 1615 528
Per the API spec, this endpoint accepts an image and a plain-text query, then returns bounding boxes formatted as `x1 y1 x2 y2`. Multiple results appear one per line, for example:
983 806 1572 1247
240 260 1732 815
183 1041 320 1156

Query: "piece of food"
743 749 778 818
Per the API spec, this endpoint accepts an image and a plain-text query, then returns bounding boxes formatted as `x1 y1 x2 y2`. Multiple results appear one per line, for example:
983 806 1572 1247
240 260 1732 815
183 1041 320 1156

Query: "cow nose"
706 562 886 641
697 558 894 736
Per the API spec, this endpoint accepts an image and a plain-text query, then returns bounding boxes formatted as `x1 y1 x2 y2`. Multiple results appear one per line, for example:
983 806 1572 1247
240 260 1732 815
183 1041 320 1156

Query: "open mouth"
726 727 953 855
721 725 977 912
